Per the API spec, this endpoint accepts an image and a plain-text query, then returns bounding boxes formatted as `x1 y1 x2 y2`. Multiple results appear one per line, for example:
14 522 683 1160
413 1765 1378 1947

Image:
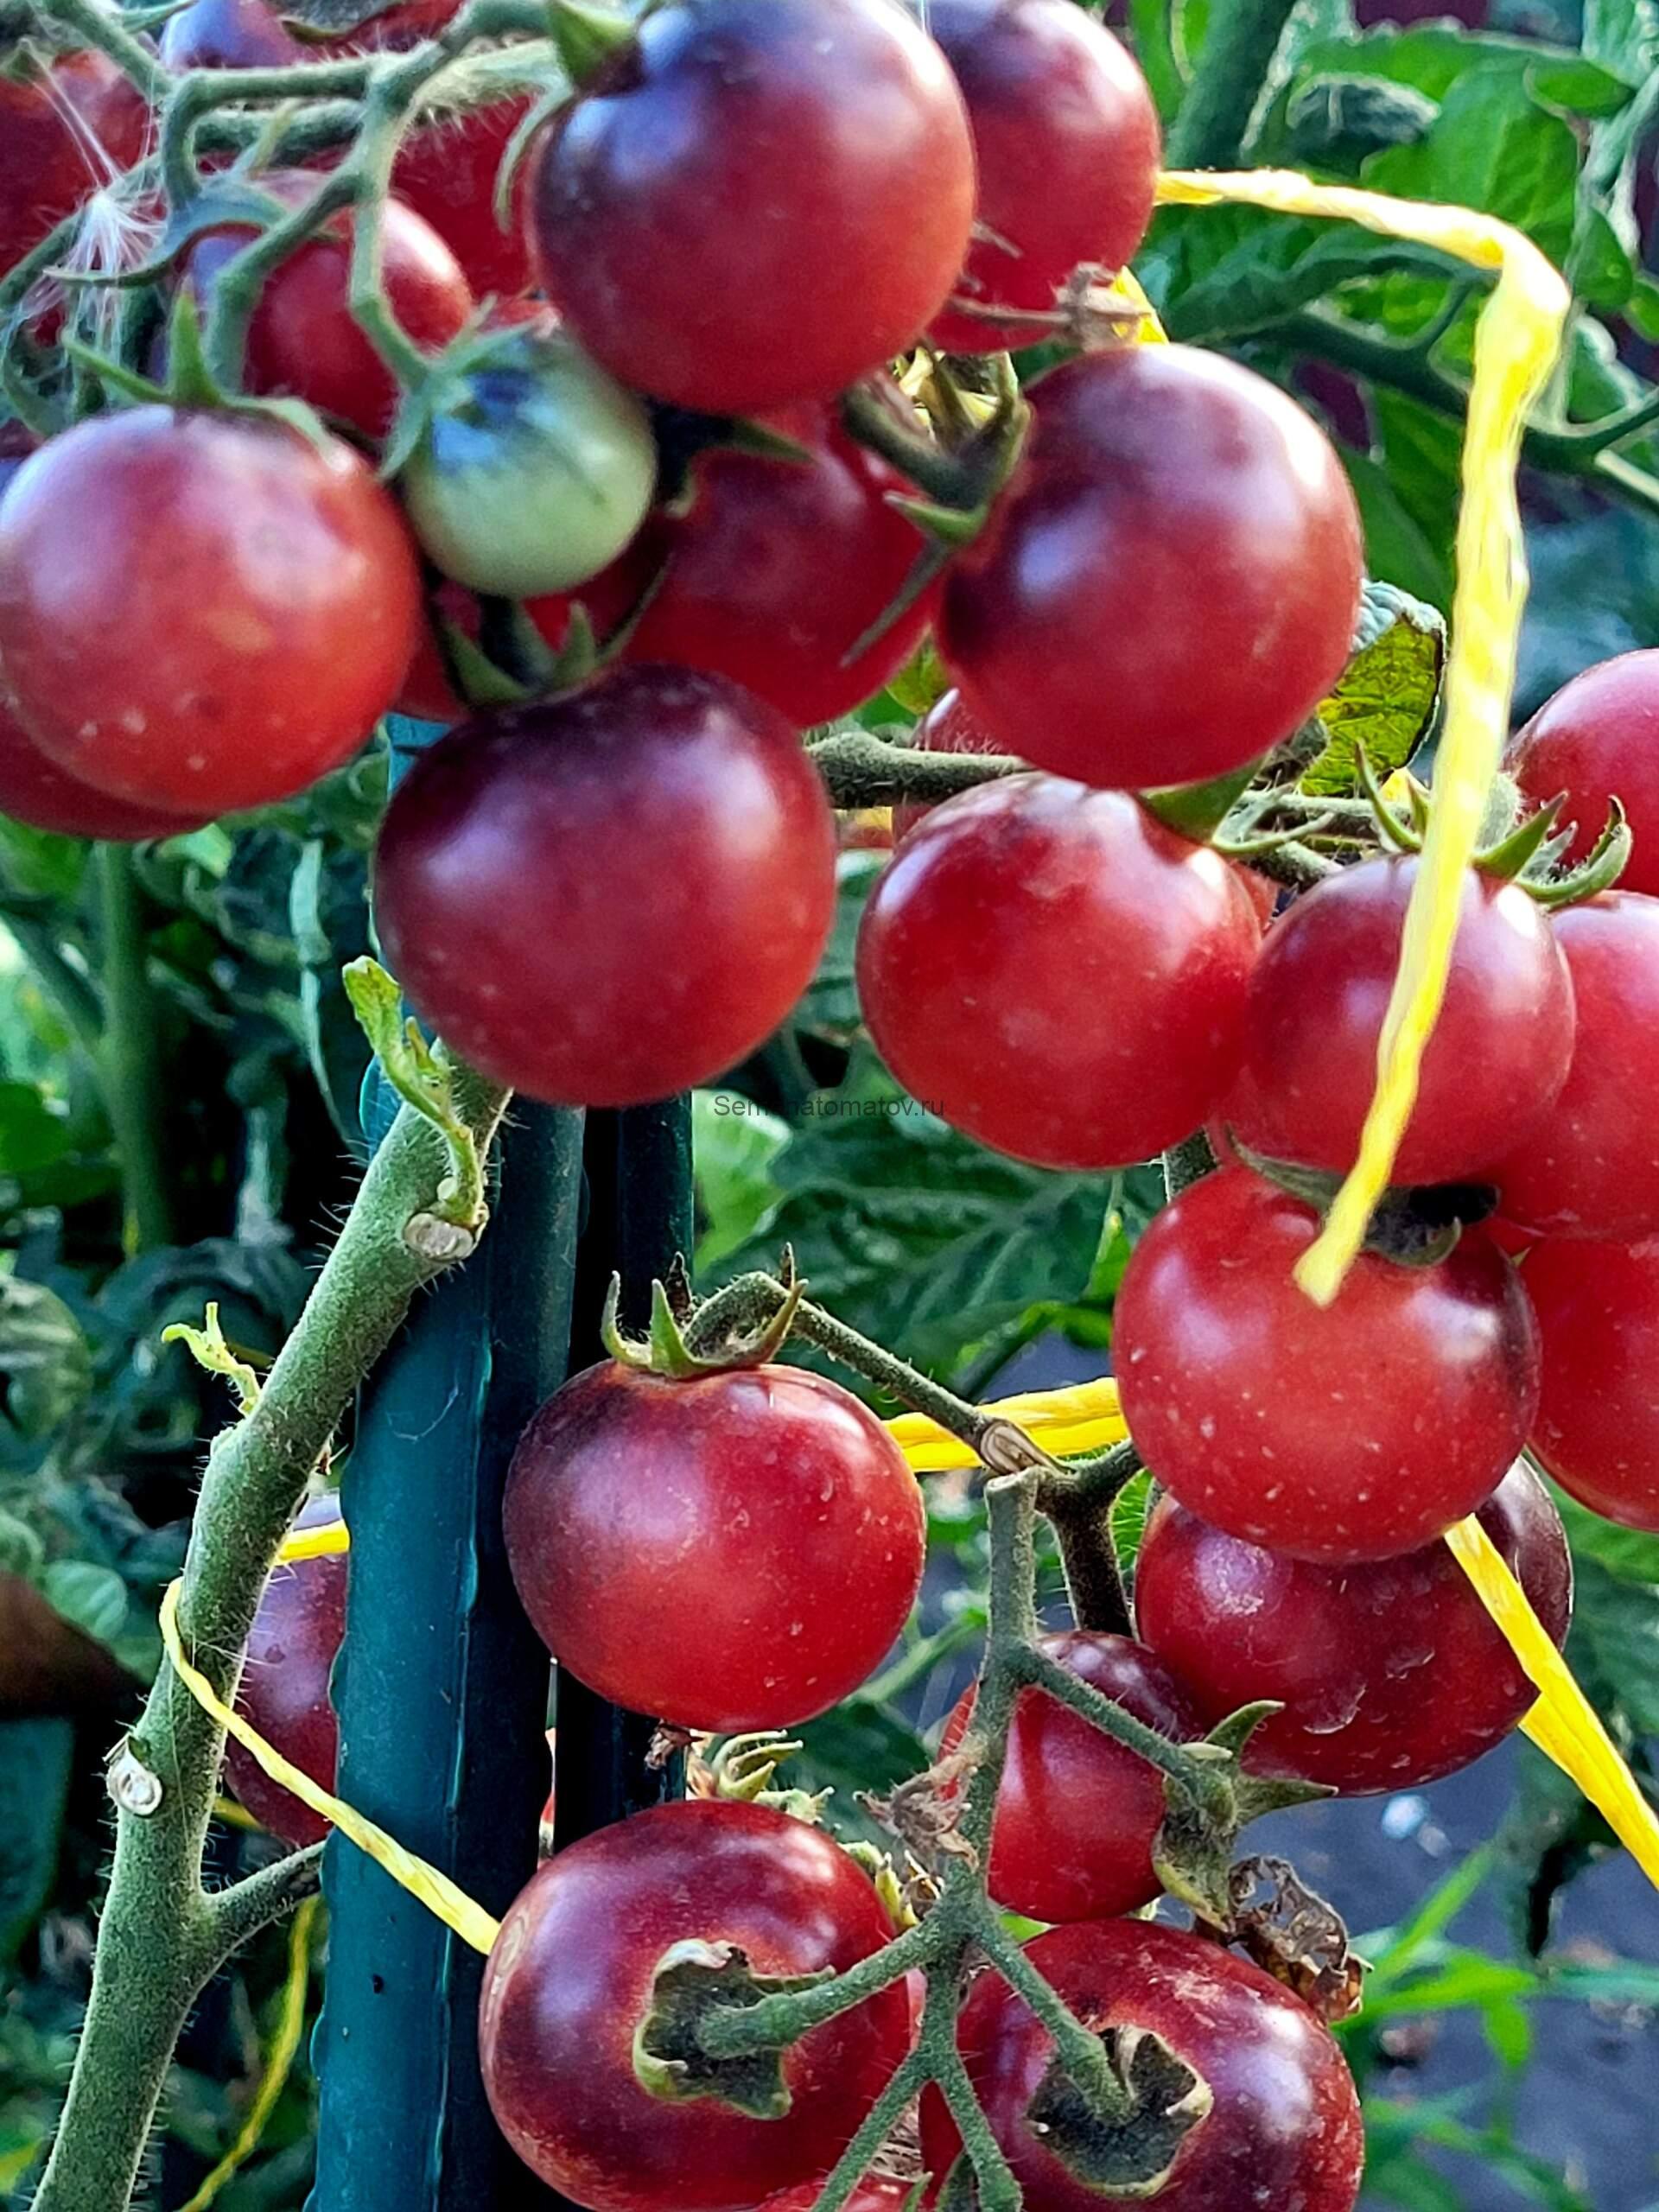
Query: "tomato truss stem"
30 1055 512 2212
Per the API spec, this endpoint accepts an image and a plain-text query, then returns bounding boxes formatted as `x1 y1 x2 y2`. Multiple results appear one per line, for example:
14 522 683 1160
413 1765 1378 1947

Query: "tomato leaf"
40 1561 127 1649
715 1056 1160 1381
1300 581 1447 798
0 1717 73 1965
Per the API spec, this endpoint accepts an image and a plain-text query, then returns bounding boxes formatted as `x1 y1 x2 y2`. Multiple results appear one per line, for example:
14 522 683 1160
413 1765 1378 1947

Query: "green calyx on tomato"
599 1262 804 1381
1357 749 1633 906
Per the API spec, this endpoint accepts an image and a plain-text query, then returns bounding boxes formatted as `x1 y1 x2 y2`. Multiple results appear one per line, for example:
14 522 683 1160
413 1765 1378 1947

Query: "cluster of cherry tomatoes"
10 0 1659 2206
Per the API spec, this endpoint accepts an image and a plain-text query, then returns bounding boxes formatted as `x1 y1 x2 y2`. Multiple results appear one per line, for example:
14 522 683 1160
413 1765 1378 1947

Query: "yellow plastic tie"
160 1580 500 1955
179 1893 321 2212
276 1518 351 1565
1446 1514 1659 1886
1154 172 1568 1303
887 1376 1127 1471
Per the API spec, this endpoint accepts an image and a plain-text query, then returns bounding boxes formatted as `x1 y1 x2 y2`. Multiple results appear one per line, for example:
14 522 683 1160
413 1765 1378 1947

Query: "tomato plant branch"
1287 307 1659 523
34 0 169 102
808 728 1026 808
32 1063 512 2212
95 845 175 1255
1044 1490 1133 1637
1164 0 1300 168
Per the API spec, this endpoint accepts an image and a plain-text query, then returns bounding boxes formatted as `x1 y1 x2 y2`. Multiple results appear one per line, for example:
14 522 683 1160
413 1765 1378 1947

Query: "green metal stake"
311 721 692 2209
554 1100 694 1847
312 1098 582 2210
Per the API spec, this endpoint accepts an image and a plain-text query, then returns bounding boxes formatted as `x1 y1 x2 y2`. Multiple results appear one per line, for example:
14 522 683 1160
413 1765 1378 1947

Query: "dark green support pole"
555 1100 694 1848
312 1098 582 2211
311 721 691 2211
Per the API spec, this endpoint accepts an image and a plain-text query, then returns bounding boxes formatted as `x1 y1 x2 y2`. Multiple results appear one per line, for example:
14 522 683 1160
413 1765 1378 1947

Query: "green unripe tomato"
401 325 657 597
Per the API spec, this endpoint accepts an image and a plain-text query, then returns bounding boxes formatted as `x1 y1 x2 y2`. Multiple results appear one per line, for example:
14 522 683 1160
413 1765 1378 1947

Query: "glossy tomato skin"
941 346 1363 791
1236 856 1574 1185
918 1920 1363 2212
0 410 422 815
1491 893 1659 1240
625 404 933 726
401 324 656 598
480 1801 911 2210
1525 1235 1659 1530
0 49 149 281
162 0 460 64
529 0 975 415
373 665 837 1106
1135 1465 1571 1794
924 0 1160 353
160 0 301 65
856 777 1262 1170
0 694 207 841
391 96 536 299
891 687 1007 842
760 2183 914 2212
181 173 474 440
1510 652 1659 899
938 1632 1203 1922
506 1359 924 1730
1115 1170 1541 1563
224 1512 347 1849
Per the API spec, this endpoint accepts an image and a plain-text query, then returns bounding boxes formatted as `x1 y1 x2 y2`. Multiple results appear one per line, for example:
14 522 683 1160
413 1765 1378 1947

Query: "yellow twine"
1154 171 1569 1303
178 1894 321 2212
1445 1513 1659 1888
160 1580 501 1955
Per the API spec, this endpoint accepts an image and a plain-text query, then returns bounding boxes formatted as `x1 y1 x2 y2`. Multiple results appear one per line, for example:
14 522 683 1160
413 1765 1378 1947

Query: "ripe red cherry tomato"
624 406 935 727
224 1505 347 1849
0 409 422 816
480 1800 912 2210
160 0 302 65
1524 1234 1659 1531
855 778 1262 1170
162 0 461 64
179 173 474 441
528 0 975 415
941 346 1363 791
919 1920 1363 2212
374 665 837 1106
1135 1463 1571 1794
1491 893 1659 1240
938 1632 1203 1923
0 692 207 841
0 48 149 281
506 1357 924 1730
891 688 1007 842
1235 855 1573 1185
391 98 536 300
1115 1169 1541 1563
923 0 1160 353
1510 652 1659 899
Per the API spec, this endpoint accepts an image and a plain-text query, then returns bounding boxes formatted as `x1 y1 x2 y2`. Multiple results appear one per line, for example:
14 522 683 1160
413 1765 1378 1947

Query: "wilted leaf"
1302 581 1447 795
